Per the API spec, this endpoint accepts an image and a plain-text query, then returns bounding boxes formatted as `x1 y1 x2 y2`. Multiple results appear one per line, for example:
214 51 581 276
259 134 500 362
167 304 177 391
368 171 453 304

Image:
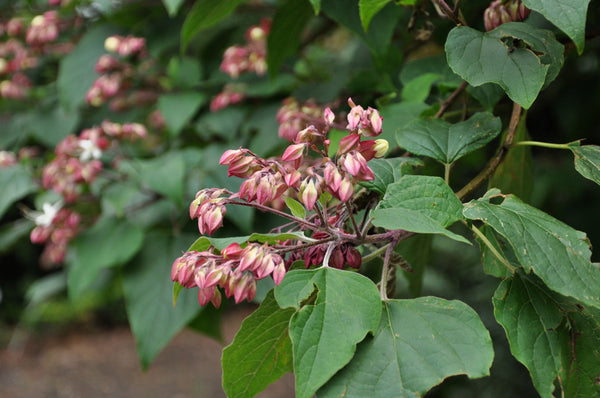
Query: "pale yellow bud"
373 139 389 158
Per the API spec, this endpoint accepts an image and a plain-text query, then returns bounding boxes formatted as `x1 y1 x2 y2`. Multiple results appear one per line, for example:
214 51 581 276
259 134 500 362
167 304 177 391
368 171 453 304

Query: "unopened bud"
373 139 389 158
104 36 121 53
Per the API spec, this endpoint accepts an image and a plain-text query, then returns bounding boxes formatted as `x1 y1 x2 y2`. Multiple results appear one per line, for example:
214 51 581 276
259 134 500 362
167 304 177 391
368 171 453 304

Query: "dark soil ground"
0 306 295 398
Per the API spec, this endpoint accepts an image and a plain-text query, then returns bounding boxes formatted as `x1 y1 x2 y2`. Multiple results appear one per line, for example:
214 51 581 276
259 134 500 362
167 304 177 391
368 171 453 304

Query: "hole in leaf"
489 195 505 205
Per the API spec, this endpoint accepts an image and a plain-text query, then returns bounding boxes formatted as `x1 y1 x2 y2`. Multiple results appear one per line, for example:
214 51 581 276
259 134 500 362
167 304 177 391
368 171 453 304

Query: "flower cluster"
42 121 147 202
27 201 80 267
484 0 530 31
220 18 270 79
209 83 246 112
276 98 328 142
86 35 160 110
0 8 76 99
210 19 271 112
177 98 390 307
171 242 285 307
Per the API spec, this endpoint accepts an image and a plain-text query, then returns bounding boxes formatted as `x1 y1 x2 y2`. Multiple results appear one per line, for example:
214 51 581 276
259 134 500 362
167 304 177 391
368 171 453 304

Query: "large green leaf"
181 0 248 52
26 105 80 147
379 101 429 146
372 175 469 243
562 307 600 397
568 142 600 186
396 112 502 165
400 72 441 103
491 22 564 90
463 190 600 309
522 0 591 54
67 216 144 300
321 0 401 55
0 165 37 220
267 0 313 77
157 92 207 136
445 23 564 109
489 112 533 201
122 231 202 368
137 152 186 205
319 297 494 397
493 273 600 398
57 24 119 110
359 157 422 195
274 268 381 398
222 290 295 398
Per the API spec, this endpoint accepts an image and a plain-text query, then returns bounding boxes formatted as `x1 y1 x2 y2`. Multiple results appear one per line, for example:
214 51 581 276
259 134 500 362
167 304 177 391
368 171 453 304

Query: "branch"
456 102 522 200
434 81 469 119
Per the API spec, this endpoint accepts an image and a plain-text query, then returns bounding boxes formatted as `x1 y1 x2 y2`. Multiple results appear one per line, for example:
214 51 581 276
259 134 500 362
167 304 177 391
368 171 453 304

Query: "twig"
434 81 469 118
456 102 522 200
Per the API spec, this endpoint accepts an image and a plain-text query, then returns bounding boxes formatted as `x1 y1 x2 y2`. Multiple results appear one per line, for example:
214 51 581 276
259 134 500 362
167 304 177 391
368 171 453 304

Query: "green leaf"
463 190 600 310
137 152 186 205
0 165 37 220
122 232 202 368
493 273 600 398
308 0 321 14
284 197 306 219
445 24 560 109
274 268 381 398
248 232 315 244
397 112 502 165
400 72 441 103
562 307 600 397
321 0 401 55
359 0 393 31
57 24 120 110
181 0 248 52
522 0 591 54
568 142 600 186
167 57 203 88
222 290 295 398
162 0 185 16
372 175 469 243
26 105 80 147
267 0 313 77
359 157 422 195
67 216 144 301
188 235 250 252
157 92 207 136
475 225 516 278
490 22 564 90
379 101 429 147
319 297 494 397
489 112 533 201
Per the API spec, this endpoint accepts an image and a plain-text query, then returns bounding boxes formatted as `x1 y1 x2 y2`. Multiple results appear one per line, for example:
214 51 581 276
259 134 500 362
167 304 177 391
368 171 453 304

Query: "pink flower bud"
324 108 335 126
282 143 306 162
337 177 354 202
222 242 243 259
198 286 217 307
272 262 286 285
299 178 319 211
337 133 361 155
346 246 362 269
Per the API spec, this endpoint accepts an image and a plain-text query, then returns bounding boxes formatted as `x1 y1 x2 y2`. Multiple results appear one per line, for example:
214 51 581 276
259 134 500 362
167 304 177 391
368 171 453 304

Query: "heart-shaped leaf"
464 190 600 309
319 297 494 397
372 175 469 243
446 23 563 108
397 112 502 165
522 0 591 54
274 268 381 398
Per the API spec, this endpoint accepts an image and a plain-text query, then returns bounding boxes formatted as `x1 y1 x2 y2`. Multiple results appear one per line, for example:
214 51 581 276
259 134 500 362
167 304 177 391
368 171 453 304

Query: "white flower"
78 139 102 162
25 201 62 227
